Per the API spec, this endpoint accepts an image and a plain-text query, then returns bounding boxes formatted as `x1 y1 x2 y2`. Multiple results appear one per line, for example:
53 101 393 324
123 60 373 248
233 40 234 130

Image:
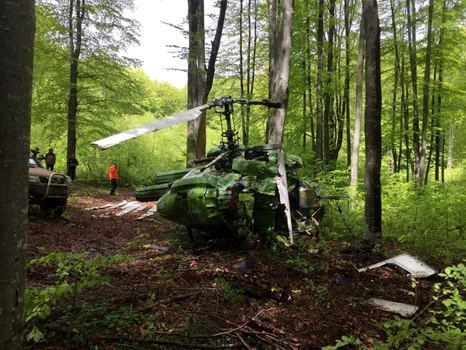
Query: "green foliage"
286 256 316 276
213 277 243 303
127 231 150 250
324 262 466 349
25 252 129 342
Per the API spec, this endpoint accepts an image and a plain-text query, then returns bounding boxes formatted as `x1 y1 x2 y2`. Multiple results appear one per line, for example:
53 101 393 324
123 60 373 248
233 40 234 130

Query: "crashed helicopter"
92 96 328 245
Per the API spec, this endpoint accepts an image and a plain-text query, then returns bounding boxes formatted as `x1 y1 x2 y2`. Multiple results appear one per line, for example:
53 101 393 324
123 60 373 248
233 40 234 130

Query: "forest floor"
27 184 443 349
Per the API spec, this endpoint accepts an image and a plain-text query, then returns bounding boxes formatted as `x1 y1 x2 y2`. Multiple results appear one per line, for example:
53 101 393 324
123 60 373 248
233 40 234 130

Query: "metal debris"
84 203 114 210
83 201 155 219
107 200 128 209
134 205 146 212
136 205 158 220
120 201 138 209
115 203 142 216
357 253 437 278
367 298 419 317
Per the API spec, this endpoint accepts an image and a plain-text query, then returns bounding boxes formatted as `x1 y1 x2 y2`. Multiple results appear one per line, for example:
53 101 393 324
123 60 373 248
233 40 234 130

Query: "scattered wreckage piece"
116 203 143 216
83 200 155 219
358 253 437 278
84 203 114 211
367 298 419 317
136 205 158 220
119 201 138 209
108 200 128 209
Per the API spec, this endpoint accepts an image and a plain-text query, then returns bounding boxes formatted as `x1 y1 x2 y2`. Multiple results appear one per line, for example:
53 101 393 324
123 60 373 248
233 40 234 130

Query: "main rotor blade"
92 104 211 150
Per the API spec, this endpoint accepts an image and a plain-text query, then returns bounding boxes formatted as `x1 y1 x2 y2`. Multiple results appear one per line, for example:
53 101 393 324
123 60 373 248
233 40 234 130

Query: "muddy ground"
27 184 441 349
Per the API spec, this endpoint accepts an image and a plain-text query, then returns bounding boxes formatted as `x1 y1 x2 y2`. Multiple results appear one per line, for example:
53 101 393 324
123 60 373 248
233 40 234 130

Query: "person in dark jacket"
45 148 56 171
31 147 44 161
67 154 79 180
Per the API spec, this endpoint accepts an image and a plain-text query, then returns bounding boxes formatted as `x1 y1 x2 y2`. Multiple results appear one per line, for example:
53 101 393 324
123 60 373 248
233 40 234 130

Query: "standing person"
31 147 40 158
45 148 56 171
109 162 119 195
31 147 44 161
67 154 79 180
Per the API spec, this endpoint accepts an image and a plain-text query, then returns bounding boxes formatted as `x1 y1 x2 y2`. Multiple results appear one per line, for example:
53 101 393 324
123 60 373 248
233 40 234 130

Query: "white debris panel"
367 298 419 317
116 203 142 216
358 253 437 278
83 201 156 219
136 205 158 220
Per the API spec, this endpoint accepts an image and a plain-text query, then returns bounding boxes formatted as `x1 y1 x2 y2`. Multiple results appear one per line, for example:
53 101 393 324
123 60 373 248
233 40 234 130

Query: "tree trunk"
0 0 35 347
447 123 454 169
268 0 276 101
306 0 315 152
315 0 324 162
344 0 353 168
245 0 258 146
350 18 364 188
419 0 434 185
187 0 227 163
389 0 401 173
239 0 246 144
67 0 85 161
323 0 336 165
402 55 412 181
362 0 382 248
266 0 294 144
435 0 447 182
187 0 207 164
406 0 421 184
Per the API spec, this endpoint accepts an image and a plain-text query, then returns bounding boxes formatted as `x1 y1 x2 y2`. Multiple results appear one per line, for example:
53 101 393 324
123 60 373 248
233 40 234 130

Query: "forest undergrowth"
25 172 466 349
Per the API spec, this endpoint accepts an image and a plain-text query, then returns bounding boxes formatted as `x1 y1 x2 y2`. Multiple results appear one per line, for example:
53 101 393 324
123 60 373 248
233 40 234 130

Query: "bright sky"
128 0 215 89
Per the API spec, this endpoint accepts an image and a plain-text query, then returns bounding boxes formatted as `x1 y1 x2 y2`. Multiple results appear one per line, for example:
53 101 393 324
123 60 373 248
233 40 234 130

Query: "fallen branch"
234 332 251 350
210 308 274 337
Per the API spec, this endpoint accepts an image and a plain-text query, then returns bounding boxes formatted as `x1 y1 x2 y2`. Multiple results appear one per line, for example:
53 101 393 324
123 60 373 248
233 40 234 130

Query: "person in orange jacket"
109 162 119 195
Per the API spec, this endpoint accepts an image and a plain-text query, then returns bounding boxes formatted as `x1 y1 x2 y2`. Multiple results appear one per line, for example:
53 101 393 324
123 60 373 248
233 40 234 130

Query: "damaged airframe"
92 96 329 245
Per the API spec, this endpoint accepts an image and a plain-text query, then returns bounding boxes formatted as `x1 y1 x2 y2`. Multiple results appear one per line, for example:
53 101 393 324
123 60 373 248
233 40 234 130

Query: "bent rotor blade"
92 104 210 150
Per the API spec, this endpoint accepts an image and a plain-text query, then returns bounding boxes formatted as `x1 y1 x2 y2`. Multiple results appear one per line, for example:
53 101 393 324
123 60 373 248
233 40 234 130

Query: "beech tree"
0 0 35 347
350 18 364 191
362 0 382 248
39 0 140 160
186 0 227 162
266 0 294 144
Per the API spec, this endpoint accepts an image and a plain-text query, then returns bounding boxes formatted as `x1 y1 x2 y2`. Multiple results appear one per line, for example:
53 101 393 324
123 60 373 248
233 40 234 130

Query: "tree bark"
187 0 206 164
187 0 227 163
323 0 336 165
447 123 454 169
0 0 35 348
419 0 434 185
406 0 421 184
362 0 382 247
67 0 85 161
315 0 324 162
389 0 401 173
344 0 354 168
350 18 364 189
266 0 294 144
306 0 315 152
245 0 258 146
